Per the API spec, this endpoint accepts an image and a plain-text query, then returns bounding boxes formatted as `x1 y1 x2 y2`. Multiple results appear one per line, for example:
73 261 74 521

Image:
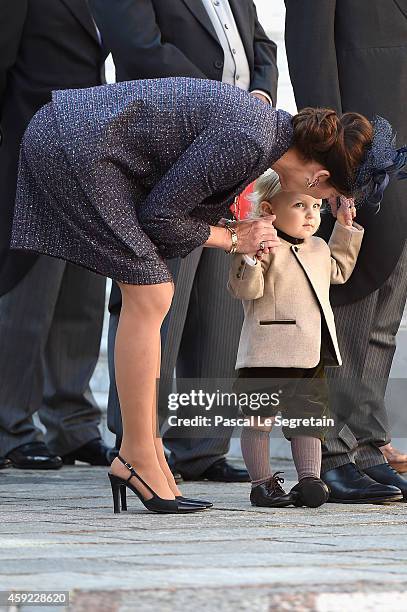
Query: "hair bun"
292 106 373 196
293 108 342 157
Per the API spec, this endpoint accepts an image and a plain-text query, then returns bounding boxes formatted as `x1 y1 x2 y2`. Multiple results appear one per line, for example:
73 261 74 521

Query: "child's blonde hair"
248 169 282 217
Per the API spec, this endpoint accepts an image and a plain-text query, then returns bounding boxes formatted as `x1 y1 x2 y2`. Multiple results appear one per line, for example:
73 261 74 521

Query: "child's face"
260 192 322 239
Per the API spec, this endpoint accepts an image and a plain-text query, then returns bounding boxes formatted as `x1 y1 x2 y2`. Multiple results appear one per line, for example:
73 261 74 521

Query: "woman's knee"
118 281 174 320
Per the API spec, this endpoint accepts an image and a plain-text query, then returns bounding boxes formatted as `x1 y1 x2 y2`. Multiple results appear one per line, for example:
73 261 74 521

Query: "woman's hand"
235 214 280 257
205 215 279 257
328 195 356 227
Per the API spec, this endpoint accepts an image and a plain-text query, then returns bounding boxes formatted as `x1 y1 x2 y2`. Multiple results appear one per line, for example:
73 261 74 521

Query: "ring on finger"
259 241 265 250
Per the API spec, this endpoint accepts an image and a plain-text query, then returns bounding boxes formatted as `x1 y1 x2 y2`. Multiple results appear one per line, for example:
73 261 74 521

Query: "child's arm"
227 252 271 299
329 220 364 284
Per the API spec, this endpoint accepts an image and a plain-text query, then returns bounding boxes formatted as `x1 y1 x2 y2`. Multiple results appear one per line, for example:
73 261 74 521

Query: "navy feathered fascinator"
354 116 407 212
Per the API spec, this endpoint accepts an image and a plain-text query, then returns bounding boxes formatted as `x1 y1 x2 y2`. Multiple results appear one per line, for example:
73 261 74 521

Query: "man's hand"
250 91 270 105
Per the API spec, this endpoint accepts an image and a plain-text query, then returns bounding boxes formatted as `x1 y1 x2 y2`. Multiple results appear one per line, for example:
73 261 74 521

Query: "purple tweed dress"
10 77 293 285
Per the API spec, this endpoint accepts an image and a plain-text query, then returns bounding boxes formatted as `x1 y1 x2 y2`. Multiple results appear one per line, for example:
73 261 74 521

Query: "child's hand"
328 195 356 227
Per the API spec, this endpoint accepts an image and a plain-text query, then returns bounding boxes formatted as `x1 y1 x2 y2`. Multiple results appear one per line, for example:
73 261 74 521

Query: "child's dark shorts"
234 361 330 441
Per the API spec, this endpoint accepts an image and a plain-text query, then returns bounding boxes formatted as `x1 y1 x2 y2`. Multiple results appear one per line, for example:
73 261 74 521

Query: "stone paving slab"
1 461 407 611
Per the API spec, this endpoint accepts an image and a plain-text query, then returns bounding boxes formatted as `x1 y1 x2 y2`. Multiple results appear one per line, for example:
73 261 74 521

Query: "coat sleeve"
284 0 342 113
0 1 27 115
250 3 278 104
137 129 263 259
329 222 364 284
228 252 271 300
88 0 207 81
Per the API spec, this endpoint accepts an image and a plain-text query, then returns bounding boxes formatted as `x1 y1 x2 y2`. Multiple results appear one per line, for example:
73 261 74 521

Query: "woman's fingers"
328 195 339 217
235 218 280 254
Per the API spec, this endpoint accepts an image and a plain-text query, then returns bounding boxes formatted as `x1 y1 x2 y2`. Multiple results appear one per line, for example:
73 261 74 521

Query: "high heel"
108 455 206 514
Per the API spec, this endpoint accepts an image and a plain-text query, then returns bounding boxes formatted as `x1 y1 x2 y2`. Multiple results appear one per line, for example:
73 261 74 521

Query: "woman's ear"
311 169 330 185
260 200 274 216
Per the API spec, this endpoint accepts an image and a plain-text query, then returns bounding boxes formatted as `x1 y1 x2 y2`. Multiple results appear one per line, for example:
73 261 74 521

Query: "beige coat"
228 221 364 369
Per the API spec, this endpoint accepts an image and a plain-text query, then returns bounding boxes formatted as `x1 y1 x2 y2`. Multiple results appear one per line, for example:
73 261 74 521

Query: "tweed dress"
11 78 293 285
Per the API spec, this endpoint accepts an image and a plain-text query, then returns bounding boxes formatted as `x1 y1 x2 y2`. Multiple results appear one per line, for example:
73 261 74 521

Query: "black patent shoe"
62 437 118 466
322 462 402 503
171 468 183 484
250 472 297 508
108 455 206 514
176 496 213 508
194 458 250 483
7 442 62 470
363 463 407 501
291 477 330 508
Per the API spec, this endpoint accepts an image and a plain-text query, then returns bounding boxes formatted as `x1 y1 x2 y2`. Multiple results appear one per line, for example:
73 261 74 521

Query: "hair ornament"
354 116 407 213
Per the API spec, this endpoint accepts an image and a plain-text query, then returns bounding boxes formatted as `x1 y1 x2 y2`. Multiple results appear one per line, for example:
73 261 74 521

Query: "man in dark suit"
285 0 407 501
0 0 115 468
90 0 278 481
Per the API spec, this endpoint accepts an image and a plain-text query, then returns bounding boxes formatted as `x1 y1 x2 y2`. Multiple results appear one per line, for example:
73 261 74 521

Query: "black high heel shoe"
108 455 206 514
176 496 213 508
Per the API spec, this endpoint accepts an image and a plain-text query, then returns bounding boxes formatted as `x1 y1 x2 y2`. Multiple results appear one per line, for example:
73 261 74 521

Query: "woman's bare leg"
110 281 174 500
152 339 182 497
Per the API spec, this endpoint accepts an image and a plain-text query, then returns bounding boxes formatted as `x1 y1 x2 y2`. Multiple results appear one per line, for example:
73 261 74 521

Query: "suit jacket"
89 0 278 101
285 0 407 306
228 222 364 369
0 0 107 296
88 0 278 312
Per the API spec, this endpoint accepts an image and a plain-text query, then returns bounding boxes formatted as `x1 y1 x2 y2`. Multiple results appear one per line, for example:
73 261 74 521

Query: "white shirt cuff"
250 90 273 105
243 254 258 266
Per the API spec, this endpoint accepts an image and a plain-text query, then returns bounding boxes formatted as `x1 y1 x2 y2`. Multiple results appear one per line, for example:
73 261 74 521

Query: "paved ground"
1 460 407 612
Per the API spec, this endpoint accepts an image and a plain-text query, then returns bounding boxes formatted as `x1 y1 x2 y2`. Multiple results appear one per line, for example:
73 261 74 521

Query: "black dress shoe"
0 456 11 469
250 472 297 507
170 466 183 484
191 458 250 482
290 477 330 508
322 462 402 503
364 463 407 501
62 437 118 466
7 442 62 470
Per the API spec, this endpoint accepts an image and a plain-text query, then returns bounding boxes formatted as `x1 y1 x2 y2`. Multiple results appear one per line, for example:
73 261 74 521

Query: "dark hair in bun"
292 108 373 196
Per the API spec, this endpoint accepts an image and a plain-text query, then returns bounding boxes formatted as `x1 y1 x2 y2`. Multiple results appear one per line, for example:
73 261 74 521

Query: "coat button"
236 274 241 279
214 60 224 69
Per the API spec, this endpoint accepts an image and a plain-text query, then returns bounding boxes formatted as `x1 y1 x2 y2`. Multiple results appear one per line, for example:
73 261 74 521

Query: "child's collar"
276 228 305 245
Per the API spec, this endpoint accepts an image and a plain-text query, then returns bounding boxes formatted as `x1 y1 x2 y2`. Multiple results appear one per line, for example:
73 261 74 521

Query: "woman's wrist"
205 225 234 251
224 224 238 254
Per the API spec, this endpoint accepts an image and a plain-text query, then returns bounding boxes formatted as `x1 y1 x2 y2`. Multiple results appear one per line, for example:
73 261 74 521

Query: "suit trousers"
107 246 244 477
0 255 106 456
322 240 407 472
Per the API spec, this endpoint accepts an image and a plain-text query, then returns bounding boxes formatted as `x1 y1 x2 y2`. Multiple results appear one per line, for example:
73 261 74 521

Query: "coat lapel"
59 0 100 45
291 245 342 364
181 0 219 44
291 246 325 303
393 0 407 19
